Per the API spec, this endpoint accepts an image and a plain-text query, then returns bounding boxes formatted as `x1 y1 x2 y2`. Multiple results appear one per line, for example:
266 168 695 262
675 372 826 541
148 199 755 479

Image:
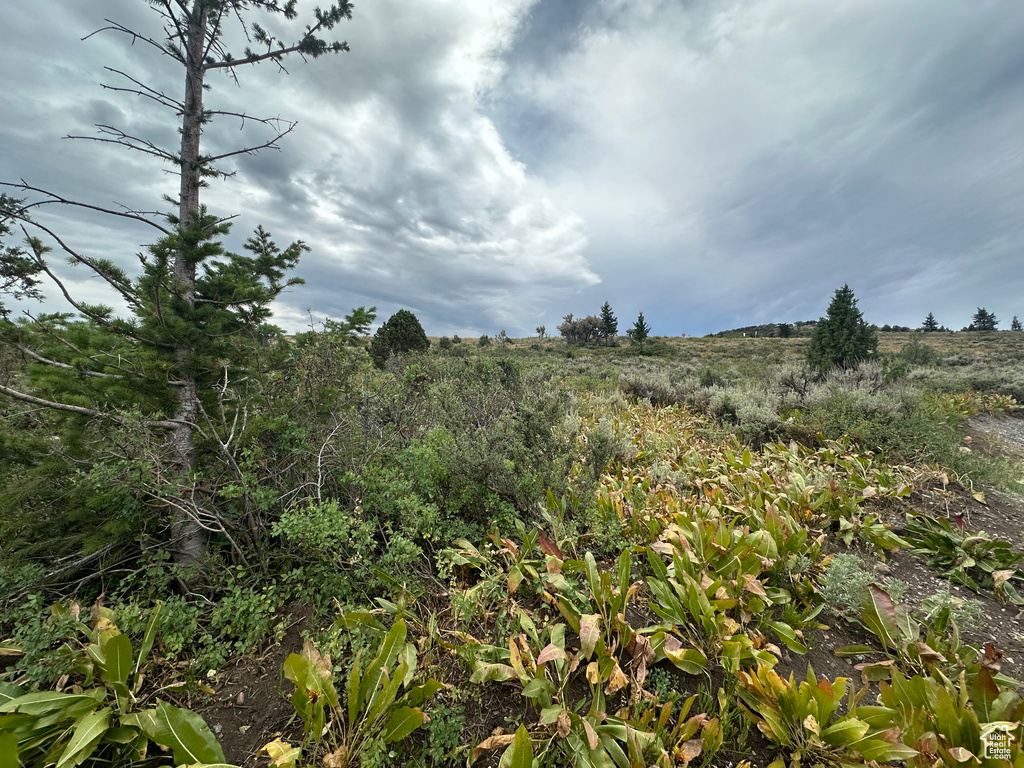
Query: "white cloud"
1 0 596 334
499 0 1024 332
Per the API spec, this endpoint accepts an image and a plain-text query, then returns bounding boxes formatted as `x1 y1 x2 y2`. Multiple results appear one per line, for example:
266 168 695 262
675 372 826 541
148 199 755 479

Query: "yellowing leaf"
993 570 1015 588
579 615 600 660
604 663 628 696
470 734 514 765
259 739 301 768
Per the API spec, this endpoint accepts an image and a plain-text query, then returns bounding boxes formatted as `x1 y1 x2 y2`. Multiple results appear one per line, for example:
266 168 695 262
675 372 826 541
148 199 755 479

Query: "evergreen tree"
369 309 429 368
1013 316 1022 331
777 323 793 338
807 285 878 373
599 301 618 344
627 312 651 351
0 0 354 563
970 308 998 331
0 195 42 319
922 312 939 332
320 306 377 346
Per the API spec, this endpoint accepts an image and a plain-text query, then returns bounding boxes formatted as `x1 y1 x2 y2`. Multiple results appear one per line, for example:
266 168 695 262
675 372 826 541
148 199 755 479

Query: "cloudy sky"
3 0 1024 336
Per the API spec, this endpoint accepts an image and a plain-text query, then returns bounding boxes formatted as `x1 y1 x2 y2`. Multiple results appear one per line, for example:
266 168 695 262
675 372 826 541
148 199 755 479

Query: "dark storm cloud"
492 0 1024 334
4 0 1024 336
1 0 595 334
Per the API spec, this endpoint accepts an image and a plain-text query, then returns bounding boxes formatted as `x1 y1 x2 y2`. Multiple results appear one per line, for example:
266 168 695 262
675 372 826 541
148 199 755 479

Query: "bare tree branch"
0 382 182 429
12 342 122 379
66 124 178 164
205 121 296 162
1 181 172 235
86 19 181 62
101 67 184 111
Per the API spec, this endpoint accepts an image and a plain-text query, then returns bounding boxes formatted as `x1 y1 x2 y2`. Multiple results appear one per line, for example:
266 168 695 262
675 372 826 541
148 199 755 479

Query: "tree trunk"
170 2 209 565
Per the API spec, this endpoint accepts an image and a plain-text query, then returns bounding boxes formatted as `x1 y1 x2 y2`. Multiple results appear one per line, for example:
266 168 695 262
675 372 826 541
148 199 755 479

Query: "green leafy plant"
736 663 917 768
276 618 439 768
0 602 231 768
880 664 1024 767
645 535 804 675
834 585 977 684
904 516 1024 603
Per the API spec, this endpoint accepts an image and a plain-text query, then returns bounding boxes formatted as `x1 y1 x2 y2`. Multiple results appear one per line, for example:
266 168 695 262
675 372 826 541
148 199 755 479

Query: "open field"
3 330 1024 768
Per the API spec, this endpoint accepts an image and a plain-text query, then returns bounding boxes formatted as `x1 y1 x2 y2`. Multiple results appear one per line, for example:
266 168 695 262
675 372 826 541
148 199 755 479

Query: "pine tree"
599 301 618 344
807 285 878 373
922 312 939 332
0 195 42 319
970 308 998 331
777 323 793 338
1012 316 1022 331
0 1 354 564
369 309 430 368
627 312 651 351
320 306 377 346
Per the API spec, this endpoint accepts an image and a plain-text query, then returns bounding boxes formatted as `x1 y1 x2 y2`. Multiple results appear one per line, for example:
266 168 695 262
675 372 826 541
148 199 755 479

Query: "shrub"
369 310 430 368
899 337 937 365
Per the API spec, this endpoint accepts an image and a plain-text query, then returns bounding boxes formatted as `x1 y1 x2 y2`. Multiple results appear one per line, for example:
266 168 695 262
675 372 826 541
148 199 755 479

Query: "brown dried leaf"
604 662 629 695
742 573 768 598
674 739 703 764
993 570 1015 588
556 709 571 738
470 734 515 764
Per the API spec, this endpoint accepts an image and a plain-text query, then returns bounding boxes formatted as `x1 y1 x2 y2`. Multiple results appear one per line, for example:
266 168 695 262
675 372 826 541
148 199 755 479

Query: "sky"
2 0 1024 337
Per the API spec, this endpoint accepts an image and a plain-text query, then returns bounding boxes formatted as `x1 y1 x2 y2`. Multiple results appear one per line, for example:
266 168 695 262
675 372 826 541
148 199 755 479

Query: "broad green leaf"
102 726 140 744
101 632 133 688
508 566 524 594
820 717 869 747
0 683 23 706
134 601 162 686
360 620 406 707
382 706 426 742
401 643 417 687
140 701 225 765
0 691 100 716
0 732 18 768
769 622 807 654
833 645 878 657
335 609 387 635
55 706 110 768
664 647 708 674
406 680 443 708
500 724 533 768
347 648 362 724
585 553 601 606
119 709 157 734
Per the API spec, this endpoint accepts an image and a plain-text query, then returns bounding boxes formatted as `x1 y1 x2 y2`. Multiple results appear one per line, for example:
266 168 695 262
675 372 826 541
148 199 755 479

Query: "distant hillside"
709 320 818 338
